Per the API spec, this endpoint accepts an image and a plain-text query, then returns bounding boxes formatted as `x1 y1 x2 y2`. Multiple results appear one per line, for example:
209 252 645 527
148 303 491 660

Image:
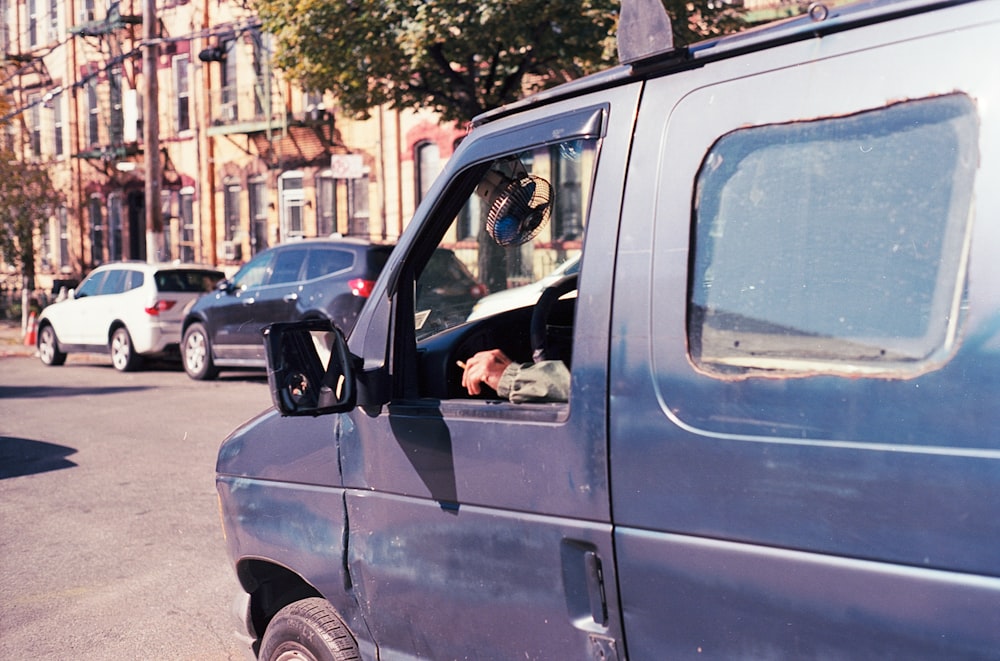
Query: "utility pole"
143 0 162 262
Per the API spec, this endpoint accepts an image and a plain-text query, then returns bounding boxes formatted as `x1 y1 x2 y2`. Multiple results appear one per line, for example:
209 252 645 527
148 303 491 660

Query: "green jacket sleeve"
496 360 571 403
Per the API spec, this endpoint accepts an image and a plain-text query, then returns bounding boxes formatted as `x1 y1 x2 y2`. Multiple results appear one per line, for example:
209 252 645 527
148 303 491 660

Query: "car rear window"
365 246 394 276
155 270 225 293
304 246 355 280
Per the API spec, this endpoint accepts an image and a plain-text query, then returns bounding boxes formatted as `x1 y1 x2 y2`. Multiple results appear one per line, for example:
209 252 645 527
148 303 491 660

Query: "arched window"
415 141 441 205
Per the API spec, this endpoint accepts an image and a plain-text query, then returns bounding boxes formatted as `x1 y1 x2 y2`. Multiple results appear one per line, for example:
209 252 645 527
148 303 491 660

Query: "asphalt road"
0 352 272 659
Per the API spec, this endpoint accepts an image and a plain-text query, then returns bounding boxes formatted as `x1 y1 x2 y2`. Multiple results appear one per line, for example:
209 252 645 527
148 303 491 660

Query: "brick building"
1 0 464 291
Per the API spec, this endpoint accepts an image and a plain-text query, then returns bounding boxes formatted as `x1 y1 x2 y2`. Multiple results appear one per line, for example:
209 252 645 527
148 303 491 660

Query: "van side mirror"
263 319 357 416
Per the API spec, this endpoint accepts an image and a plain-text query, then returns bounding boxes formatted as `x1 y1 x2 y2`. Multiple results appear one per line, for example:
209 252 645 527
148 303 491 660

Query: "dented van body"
216 1 1000 658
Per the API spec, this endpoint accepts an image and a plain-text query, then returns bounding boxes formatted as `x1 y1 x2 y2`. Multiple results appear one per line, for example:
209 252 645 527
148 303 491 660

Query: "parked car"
466 253 579 321
180 238 394 380
35 261 224 372
216 0 1000 659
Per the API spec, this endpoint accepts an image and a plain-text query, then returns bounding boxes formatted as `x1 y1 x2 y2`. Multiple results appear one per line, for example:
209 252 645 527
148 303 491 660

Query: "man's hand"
460 349 513 395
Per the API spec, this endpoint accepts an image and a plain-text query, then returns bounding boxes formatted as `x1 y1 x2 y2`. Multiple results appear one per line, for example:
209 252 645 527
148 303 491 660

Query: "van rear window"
688 94 978 377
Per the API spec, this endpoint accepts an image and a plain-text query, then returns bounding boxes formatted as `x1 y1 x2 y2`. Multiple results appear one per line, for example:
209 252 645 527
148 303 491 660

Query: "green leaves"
255 0 619 122
254 0 747 122
0 148 64 284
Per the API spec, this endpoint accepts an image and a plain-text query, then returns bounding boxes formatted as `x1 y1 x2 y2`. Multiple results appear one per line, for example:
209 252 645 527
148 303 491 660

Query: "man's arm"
461 349 570 402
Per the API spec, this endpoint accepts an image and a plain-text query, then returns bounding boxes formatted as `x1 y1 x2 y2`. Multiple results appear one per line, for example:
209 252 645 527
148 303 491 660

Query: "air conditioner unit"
221 103 237 122
222 241 242 261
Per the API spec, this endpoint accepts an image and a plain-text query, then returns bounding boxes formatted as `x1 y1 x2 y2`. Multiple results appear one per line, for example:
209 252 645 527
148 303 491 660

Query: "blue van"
216 0 1000 658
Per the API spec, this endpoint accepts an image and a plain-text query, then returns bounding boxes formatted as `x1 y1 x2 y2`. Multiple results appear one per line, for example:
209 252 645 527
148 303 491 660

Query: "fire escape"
69 1 142 166
199 26 340 171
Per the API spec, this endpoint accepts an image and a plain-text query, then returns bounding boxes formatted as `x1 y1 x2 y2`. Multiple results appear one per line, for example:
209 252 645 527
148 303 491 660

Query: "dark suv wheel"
182 322 218 380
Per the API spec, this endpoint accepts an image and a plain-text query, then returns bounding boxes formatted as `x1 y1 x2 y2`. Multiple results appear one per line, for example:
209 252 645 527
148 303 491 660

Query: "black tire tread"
259 598 360 661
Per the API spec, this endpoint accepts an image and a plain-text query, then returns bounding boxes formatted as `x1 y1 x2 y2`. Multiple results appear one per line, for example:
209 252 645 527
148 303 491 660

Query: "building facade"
1 0 464 292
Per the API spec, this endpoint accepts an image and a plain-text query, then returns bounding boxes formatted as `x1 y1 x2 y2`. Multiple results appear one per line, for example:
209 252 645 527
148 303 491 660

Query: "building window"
173 54 190 132
89 196 104 265
28 0 38 47
552 140 584 241
58 205 69 268
160 190 174 261
0 0 9 55
250 30 267 119
223 179 241 243
248 179 269 254
87 79 99 146
348 174 370 237
109 67 123 144
107 193 123 261
221 39 237 122
80 0 95 22
52 93 64 156
39 215 52 271
316 173 336 236
415 141 440 205
279 172 305 240
179 187 195 262
304 90 324 120
47 0 58 41
28 94 42 157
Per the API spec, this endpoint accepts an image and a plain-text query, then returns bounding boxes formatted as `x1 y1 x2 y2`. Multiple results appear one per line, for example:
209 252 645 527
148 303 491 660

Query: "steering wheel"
530 273 578 363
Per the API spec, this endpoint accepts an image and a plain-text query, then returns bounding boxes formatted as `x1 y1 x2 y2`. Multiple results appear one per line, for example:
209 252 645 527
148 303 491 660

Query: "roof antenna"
617 0 675 65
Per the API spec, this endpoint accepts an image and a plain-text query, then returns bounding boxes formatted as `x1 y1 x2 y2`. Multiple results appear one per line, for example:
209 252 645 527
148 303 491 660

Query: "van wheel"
38 324 67 366
259 598 360 661
182 322 218 380
110 327 142 372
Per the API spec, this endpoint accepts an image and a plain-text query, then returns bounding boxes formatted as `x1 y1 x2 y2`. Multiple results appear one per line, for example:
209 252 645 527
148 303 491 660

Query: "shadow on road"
0 384 154 399
0 436 78 479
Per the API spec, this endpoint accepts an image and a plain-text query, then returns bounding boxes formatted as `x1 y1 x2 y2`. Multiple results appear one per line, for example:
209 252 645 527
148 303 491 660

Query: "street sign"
330 154 365 179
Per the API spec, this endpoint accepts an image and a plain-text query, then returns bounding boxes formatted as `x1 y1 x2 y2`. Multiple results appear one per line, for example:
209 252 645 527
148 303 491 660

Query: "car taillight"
349 278 375 298
144 300 177 315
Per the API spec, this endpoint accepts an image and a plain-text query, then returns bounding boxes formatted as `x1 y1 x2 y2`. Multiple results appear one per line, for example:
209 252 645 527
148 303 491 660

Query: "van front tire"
259 598 360 661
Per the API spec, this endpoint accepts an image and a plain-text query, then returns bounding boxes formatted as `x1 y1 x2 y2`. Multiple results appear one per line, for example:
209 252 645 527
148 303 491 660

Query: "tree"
254 0 746 124
0 146 64 310
255 0 620 123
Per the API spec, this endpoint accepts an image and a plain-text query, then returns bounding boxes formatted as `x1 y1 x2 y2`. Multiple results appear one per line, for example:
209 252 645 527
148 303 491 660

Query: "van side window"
688 94 978 377
409 136 599 401
414 138 598 343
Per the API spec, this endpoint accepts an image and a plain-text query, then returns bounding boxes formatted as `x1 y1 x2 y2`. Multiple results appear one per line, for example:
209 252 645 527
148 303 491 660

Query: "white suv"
36 262 224 372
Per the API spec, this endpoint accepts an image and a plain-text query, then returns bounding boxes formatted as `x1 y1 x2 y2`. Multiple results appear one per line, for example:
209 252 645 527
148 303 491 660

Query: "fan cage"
486 175 553 247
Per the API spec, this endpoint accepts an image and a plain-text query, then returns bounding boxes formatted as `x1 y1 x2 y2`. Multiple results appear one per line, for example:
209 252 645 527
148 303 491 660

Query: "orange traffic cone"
24 311 37 346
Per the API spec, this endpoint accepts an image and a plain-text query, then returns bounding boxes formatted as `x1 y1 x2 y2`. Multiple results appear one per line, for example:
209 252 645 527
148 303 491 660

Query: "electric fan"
482 171 553 247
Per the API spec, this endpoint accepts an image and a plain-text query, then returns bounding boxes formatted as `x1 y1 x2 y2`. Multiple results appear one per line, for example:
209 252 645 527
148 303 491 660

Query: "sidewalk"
0 320 36 358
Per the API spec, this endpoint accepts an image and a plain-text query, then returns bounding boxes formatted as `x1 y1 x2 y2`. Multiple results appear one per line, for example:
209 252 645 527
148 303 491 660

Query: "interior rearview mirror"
263 319 357 416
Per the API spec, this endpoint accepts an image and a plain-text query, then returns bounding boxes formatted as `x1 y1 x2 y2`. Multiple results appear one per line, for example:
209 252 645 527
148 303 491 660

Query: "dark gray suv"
181 238 393 379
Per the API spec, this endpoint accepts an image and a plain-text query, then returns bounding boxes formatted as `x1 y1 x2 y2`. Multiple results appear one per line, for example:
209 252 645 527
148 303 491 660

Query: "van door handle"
283 293 298 302
561 541 608 628
583 550 608 627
